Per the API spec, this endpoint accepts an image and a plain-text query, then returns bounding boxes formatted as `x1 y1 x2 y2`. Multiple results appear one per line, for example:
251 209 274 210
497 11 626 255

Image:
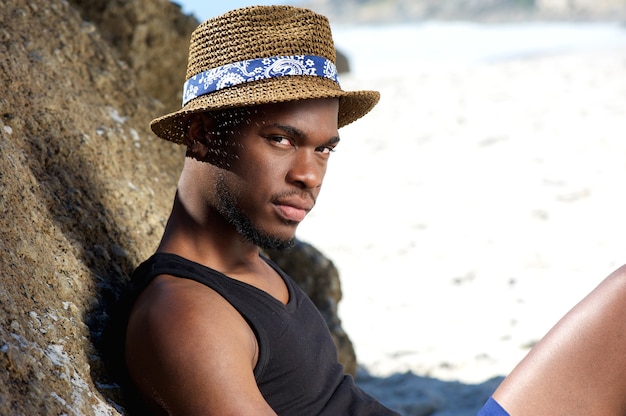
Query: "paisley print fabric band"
182 55 340 106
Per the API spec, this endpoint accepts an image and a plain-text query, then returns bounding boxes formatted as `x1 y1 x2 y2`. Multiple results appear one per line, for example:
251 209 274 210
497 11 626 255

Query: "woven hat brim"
150 76 380 144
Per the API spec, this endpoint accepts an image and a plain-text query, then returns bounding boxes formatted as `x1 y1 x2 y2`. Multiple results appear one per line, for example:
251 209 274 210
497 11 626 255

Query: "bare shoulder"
126 275 276 415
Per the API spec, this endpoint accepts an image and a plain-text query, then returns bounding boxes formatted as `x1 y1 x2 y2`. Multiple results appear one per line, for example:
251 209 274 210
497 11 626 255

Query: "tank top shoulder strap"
129 252 286 378
131 252 221 291
131 252 298 306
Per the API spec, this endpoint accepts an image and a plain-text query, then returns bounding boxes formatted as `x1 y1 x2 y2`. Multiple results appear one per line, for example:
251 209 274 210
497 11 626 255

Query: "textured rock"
0 0 356 414
68 0 198 114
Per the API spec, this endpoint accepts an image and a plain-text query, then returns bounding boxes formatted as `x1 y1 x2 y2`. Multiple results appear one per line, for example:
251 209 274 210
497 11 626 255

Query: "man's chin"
237 223 296 251
255 235 295 251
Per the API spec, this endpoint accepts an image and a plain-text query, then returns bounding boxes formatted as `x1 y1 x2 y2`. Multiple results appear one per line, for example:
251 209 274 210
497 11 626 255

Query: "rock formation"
67 0 197 114
0 0 355 414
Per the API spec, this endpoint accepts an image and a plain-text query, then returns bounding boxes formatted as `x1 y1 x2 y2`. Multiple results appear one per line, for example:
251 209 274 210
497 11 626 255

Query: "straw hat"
150 5 380 144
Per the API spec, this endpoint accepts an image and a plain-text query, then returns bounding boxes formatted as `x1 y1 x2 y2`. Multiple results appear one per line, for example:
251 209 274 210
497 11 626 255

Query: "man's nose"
286 150 325 190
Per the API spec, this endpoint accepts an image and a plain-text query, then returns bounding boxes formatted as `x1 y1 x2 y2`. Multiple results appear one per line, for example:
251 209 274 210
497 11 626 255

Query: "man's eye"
269 136 291 146
318 146 336 155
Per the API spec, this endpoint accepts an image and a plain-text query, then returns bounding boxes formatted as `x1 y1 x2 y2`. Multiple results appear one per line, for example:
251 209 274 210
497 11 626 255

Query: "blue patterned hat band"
182 55 340 107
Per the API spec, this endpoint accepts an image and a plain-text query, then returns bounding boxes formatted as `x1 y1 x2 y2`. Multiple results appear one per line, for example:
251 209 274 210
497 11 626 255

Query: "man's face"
212 98 340 250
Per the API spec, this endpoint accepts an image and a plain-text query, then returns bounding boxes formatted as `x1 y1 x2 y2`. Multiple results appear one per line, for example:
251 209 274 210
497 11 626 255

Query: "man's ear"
184 113 214 160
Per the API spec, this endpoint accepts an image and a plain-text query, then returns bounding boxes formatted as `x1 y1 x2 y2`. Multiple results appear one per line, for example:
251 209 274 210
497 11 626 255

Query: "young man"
125 5 626 416
124 5 397 415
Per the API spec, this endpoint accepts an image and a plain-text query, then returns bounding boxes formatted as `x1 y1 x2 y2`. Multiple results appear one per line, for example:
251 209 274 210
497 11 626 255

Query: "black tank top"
131 252 398 415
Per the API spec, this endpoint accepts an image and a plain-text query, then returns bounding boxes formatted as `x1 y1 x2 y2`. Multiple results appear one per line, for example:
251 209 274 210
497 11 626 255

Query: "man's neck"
157 192 262 276
156 200 289 304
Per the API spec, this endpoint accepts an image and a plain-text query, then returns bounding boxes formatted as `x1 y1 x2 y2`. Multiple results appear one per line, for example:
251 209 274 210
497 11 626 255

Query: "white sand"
296 24 626 414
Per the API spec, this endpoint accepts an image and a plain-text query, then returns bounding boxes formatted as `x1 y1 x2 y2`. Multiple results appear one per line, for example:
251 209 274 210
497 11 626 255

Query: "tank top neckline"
152 251 297 312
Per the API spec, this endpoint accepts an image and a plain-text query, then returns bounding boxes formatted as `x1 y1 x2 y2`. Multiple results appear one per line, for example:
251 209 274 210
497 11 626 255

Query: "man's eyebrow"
268 123 340 145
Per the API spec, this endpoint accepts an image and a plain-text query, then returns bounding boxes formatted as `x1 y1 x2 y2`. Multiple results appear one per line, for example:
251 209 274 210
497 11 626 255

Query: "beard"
214 173 295 251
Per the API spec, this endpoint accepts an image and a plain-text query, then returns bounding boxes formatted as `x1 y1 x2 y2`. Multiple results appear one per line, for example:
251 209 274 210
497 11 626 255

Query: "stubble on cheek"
213 172 295 250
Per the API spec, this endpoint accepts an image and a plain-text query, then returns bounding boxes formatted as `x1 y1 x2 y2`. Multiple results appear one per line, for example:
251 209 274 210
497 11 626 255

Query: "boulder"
0 0 356 414
67 0 198 114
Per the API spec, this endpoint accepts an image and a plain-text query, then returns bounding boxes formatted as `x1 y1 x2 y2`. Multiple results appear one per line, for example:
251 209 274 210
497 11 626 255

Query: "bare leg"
492 264 626 415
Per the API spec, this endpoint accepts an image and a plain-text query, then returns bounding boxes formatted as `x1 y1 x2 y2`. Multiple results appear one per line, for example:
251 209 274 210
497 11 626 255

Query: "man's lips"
275 204 307 222
273 197 313 223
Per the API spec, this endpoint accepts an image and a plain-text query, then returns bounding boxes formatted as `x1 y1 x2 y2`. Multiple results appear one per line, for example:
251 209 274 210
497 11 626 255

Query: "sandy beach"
296 23 626 414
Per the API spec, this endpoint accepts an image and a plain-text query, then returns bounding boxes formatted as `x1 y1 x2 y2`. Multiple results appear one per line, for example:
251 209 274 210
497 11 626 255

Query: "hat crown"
150 6 379 144
186 6 337 80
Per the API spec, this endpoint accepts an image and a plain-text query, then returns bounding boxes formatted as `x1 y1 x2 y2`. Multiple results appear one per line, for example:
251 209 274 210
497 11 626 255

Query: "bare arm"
492 264 626 415
126 275 278 416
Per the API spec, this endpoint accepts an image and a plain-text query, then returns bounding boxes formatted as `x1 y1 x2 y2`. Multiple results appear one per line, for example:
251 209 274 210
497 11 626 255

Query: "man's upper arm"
126 275 277 416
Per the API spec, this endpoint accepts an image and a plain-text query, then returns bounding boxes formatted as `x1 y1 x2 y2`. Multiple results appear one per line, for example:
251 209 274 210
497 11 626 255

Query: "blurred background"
176 0 626 23
175 0 626 75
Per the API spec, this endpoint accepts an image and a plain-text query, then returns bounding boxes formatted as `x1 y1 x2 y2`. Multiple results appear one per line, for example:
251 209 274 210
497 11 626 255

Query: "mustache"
271 189 317 207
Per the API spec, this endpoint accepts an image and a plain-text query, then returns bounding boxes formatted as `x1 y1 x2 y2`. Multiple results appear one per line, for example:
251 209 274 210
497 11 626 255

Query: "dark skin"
491 264 626 415
125 98 340 415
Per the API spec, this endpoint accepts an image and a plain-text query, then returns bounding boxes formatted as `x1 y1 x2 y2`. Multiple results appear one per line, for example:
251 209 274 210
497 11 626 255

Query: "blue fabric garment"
478 397 510 416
